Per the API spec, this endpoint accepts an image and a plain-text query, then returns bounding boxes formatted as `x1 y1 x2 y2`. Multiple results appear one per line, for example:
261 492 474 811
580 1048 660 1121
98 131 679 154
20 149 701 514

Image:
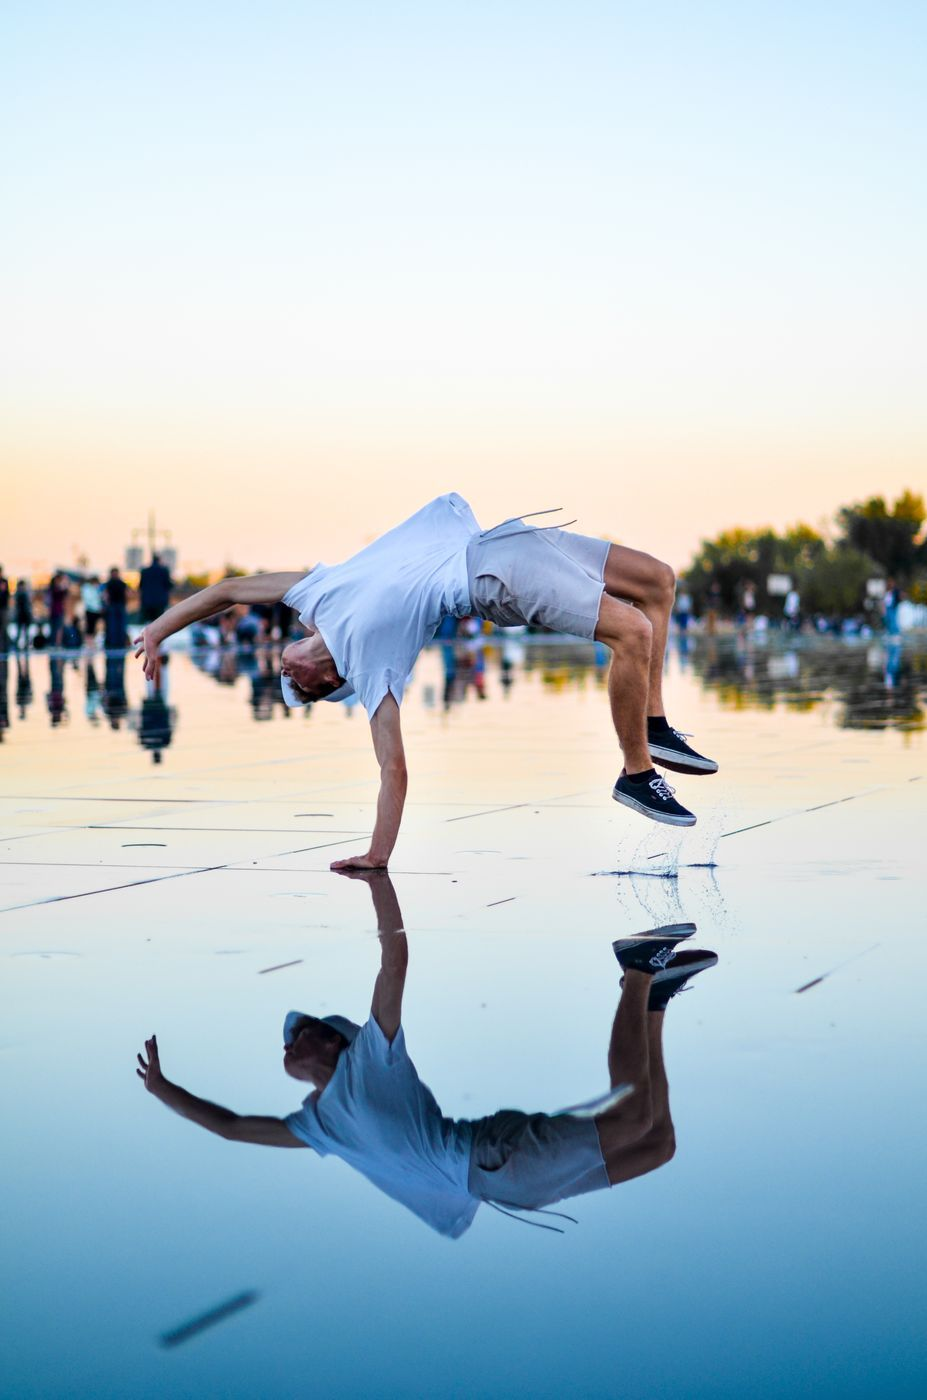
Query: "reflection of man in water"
137 874 717 1237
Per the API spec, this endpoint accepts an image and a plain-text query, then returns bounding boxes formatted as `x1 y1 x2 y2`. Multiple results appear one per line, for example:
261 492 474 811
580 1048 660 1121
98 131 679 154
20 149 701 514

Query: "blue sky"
3 1 924 575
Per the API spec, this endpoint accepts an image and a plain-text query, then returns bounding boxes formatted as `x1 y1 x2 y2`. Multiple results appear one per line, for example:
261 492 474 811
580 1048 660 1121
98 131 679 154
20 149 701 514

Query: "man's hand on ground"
332 865 390 883
133 626 162 684
136 1035 167 1096
330 853 389 872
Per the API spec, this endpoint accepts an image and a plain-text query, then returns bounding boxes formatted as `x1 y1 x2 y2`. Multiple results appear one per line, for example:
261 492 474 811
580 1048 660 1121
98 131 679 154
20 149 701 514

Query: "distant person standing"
0 565 10 653
13 580 33 650
139 554 173 624
81 575 104 642
48 571 70 647
882 578 900 637
103 567 129 650
784 587 801 632
740 582 756 632
674 587 692 633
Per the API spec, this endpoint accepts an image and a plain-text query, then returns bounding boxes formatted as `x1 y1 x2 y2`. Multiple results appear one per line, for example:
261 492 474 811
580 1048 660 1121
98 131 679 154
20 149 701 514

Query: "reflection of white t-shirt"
285 1018 478 1239
282 493 479 717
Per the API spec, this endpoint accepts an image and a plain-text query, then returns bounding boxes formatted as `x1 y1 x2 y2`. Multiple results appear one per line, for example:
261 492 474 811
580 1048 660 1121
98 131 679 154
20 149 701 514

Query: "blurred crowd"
0 556 175 653
673 577 922 640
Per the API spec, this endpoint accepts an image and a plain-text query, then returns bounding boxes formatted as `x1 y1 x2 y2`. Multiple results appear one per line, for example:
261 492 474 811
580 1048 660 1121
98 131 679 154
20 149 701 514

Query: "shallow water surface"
1 637 925 1398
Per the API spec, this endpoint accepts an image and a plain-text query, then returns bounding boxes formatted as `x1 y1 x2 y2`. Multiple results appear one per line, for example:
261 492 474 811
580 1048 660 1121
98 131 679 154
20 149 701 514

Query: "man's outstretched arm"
136 1036 306 1148
331 695 407 871
134 571 306 682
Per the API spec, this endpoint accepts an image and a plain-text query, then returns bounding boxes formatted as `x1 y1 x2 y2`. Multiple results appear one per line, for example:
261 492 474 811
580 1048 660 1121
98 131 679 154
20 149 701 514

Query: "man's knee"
649 559 676 605
596 1092 654 1149
598 597 653 653
652 1127 676 1167
623 608 653 660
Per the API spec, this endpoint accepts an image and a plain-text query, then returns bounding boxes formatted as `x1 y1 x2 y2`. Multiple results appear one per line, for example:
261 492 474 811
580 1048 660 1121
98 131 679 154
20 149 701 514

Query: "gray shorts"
466 1108 610 1210
466 525 609 639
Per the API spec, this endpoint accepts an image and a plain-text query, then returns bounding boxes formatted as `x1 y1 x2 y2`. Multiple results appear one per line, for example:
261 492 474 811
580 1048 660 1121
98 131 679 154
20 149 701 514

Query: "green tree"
794 547 873 616
684 523 824 613
837 491 925 580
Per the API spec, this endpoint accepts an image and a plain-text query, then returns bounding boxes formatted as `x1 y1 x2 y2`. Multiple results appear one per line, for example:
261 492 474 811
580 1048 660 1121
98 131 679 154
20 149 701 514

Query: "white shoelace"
649 775 677 802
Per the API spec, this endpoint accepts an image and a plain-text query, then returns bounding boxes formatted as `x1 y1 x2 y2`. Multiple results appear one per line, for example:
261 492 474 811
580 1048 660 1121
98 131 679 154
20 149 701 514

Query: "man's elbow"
382 759 408 786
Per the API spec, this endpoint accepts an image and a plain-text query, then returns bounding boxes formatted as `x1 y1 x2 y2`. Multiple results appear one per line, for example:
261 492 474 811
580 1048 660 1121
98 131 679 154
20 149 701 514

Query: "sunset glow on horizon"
3 2 925 580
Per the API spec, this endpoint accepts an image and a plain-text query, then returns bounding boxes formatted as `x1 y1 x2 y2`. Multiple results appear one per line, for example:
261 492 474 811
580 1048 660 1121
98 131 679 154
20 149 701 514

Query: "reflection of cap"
283 1011 361 1047
280 674 355 708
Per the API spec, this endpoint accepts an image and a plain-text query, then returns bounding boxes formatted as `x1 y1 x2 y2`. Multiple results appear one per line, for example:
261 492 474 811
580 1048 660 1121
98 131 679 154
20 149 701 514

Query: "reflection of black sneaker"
612 926 694 974
612 770 696 827
647 949 719 1011
648 727 718 775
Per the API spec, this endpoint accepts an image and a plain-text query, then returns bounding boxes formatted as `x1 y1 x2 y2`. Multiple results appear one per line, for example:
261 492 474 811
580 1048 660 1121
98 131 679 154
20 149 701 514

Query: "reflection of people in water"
84 658 102 726
16 653 33 719
138 665 175 763
47 656 67 725
0 656 9 740
137 876 717 1237
102 655 128 729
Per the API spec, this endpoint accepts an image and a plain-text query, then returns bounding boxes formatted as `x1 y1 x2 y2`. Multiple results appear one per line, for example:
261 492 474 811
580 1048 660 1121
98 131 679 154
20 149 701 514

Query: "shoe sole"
648 744 718 775
651 951 719 983
614 923 696 944
611 787 697 827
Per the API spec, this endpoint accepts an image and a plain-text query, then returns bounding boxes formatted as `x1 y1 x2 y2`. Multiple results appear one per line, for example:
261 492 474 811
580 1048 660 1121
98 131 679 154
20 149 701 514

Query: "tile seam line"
719 784 886 840
0 863 230 914
0 839 363 914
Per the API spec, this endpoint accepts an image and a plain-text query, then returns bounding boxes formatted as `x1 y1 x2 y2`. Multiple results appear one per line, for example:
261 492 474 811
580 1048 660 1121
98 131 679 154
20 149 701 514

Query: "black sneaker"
612 770 696 827
612 925 695 974
647 949 719 1011
648 727 718 776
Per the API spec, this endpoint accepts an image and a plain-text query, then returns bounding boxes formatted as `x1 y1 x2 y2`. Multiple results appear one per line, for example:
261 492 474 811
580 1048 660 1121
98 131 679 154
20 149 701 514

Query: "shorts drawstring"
484 1200 580 1234
479 507 578 542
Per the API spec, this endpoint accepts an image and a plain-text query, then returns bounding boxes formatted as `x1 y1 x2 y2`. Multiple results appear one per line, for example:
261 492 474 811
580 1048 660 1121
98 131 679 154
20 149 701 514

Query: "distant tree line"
682 491 926 617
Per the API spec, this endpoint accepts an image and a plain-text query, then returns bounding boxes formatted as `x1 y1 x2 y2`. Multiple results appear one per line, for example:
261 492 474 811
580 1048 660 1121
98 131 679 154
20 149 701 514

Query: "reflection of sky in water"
1 641 925 1397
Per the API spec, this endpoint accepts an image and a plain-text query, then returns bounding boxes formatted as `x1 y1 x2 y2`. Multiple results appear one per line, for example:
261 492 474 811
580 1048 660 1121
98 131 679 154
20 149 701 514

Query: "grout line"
0 864 229 914
0 860 200 871
87 825 368 834
720 786 883 839
446 803 530 824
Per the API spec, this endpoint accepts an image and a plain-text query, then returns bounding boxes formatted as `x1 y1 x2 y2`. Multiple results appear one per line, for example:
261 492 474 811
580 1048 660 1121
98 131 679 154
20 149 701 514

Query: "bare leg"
597 987 677 1186
596 595 653 774
603 544 675 718
594 970 655 1160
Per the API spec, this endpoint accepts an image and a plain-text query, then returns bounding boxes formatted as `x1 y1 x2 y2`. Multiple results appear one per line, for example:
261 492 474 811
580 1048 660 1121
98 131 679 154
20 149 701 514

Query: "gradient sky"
2 1 925 579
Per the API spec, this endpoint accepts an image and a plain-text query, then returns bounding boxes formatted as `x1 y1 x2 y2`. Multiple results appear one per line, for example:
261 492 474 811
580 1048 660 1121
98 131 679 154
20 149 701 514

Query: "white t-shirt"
282 493 480 717
285 1017 478 1238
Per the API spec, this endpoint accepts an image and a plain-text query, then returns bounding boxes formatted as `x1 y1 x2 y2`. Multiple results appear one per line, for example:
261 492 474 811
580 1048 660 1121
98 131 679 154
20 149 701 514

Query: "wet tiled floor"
2 638 925 1398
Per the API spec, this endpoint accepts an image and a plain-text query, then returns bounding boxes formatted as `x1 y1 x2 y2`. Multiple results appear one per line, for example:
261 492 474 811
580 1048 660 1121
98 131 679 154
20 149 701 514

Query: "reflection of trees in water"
686 638 926 731
521 642 610 695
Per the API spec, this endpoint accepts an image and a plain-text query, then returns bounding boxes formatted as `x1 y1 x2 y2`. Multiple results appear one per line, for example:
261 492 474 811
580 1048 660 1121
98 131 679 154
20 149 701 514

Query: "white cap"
283 1011 361 1047
280 674 355 707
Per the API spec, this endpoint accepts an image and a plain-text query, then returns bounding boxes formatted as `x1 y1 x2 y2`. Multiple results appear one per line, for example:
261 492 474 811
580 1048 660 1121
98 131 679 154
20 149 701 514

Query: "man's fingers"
137 1053 146 1068
136 1068 145 1079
